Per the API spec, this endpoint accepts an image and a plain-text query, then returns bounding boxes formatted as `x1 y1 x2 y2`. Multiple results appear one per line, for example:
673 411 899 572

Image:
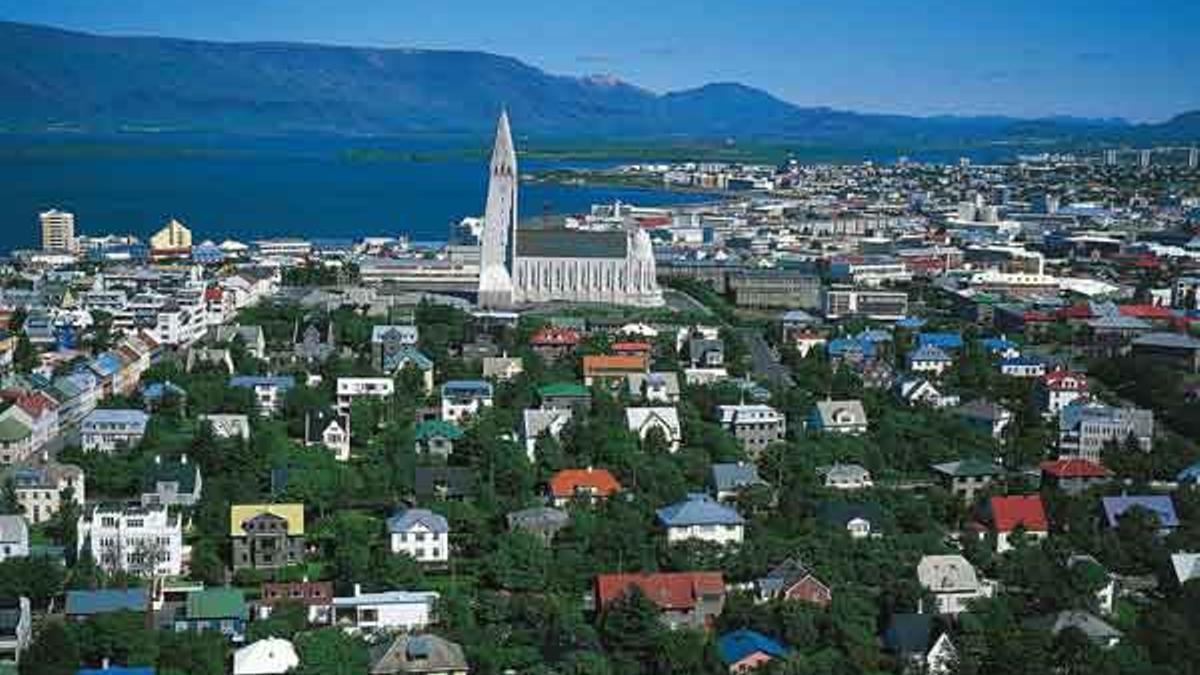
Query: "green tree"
294 628 370 675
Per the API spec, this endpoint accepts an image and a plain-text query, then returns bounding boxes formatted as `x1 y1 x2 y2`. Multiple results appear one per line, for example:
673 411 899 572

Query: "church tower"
478 110 518 309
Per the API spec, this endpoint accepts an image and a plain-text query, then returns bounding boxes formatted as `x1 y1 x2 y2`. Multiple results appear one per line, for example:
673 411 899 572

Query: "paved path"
740 328 795 388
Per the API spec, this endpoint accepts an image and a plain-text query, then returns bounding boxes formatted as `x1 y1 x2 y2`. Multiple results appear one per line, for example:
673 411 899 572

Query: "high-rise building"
40 209 75 252
1138 149 1151 168
1104 149 1118 167
1189 148 1199 170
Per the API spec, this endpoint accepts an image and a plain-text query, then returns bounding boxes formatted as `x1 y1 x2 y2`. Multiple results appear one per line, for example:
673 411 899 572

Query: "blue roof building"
1101 495 1178 530
718 629 789 669
228 375 297 390
66 588 150 617
917 332 964 350
657 493 745 540
827 338 877 360
980 337 1020 354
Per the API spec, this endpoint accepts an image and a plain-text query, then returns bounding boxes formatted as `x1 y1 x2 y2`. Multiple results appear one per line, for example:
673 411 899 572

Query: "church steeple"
477 109 519 309
490 108 517 178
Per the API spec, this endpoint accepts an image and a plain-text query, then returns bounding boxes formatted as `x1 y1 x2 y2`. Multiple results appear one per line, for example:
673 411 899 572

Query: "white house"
440 380 494 424
199 413 252 440
78 503 184 577
894 377 960 408
332 586 439 633
908 345 953 376
656 493 745 546
9 460 85 524
917 555 995 615
80 409 150 453
233 637 300 675
387 509 450 564
820 464 873 490
523 407 573 461
0 515 29 562
228 376 296 416
625 407 682 452
336 377 395 415
1039 371 1089 415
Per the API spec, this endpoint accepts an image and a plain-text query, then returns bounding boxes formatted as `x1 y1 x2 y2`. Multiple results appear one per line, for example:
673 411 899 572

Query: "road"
740 329 795 388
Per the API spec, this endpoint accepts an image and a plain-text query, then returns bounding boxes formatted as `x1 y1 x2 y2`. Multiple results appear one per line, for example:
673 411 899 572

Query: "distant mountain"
0 21 1193 145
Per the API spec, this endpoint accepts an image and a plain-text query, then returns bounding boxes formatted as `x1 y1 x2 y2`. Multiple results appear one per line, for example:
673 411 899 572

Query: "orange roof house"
549 467 622 505
583 354 649 385
595 572 726 629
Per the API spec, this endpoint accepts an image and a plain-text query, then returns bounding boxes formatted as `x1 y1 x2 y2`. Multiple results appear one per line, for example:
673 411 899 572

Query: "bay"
0 134 716 252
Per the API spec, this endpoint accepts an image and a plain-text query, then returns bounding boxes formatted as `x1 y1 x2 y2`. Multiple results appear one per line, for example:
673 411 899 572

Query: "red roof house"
989 495 1048 552
549 467 622 505
1039 458 1113 494
595 572 726 629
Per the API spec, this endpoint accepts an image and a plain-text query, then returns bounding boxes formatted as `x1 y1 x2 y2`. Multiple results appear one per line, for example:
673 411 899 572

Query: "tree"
597 588 663 673
19 619 79 675
486 532 551 592
247 600 309 642
294 628 370 675
0 476 19 514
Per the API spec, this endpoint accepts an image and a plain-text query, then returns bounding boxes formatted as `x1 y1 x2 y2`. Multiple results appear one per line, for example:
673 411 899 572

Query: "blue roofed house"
917 332 964 351
228 376 296 416
65 588 150 621
709 462 767 502
979 337 1020 359
80 409 150 453
1102 495 1179 534
826 338 877 364
440 380 494 424
908 345 953 376
387 508 450 565
717 629 789 673
657 493 745 546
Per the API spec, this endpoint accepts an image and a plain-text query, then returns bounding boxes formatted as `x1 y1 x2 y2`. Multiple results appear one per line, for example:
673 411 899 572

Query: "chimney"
41 450 49 463
154 455 161 465
353 583 362 597
180 453 187 465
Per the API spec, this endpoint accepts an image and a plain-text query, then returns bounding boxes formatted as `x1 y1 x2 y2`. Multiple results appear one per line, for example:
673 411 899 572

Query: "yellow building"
150 218 193 258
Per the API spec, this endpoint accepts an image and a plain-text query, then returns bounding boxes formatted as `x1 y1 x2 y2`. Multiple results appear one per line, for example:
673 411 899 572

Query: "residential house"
3 391 60 452
386 347 435 394
0 517 28 562
908 345 953 376
230 503 306 571
626 372 681 404
414 467 476 502
292 321 336 363
1037 371 1089 415
537 383 591 413
1023 611 1121 649
6 460 84 524
80 409 150 453
368 633 469 675
894 377 959 408
917 554 995 615
173 588 248 642
259 581 333 624
956 399 1013 440
594 572 726 630
582 355 648 387
657 493 745 546
304 409 351 461
1101 495 1178 534
883 614 957 675
717 404 787 455
65 588 150 621
371 325 420 371
989 495 1049 553
414 421 463 458
0 418 31 466
612 341 652 359
717 629 788 674
78 504 183 576
1039 458 1113 494
481 356 523 382
228 376 296 416
1067 555 1115 616
388 509 450 565
233 638 300 675
336 377 395 415
439 381 493 424
932 460 1003 502
792 330 827 358
141 454 202 507
0 597 31 665
999 356 1047 378
710 462 767 502
807 400 868 435
522 407 572 461
529 327 580 361
506 507 570 546
625 407 682 452
755 558 832 607
332 586 439 633
549 467 621 507
199 413 251 441
819 464 873 490
688 338 725 368
1057 403 1154 463
817 502 885 539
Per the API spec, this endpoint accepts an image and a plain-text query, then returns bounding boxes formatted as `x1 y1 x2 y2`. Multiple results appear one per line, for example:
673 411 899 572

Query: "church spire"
491 108 517 177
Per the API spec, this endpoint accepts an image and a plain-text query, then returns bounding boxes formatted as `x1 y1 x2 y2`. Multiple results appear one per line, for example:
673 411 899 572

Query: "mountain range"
0 20 1197 145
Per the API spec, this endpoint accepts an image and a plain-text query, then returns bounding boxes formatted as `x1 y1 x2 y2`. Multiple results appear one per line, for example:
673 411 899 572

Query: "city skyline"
2 0 1198 122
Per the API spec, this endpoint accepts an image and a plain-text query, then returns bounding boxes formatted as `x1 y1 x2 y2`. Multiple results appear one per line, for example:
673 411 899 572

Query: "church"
477 112 664 309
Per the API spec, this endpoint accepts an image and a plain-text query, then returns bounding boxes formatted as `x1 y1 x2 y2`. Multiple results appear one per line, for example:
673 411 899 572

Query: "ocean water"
0 135 715 252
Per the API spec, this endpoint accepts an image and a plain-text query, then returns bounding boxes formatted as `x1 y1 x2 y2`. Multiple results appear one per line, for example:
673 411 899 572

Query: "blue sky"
3 0 1198 121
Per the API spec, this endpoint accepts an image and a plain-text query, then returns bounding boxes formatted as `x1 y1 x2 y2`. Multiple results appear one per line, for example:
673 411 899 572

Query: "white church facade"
477 112 664 309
